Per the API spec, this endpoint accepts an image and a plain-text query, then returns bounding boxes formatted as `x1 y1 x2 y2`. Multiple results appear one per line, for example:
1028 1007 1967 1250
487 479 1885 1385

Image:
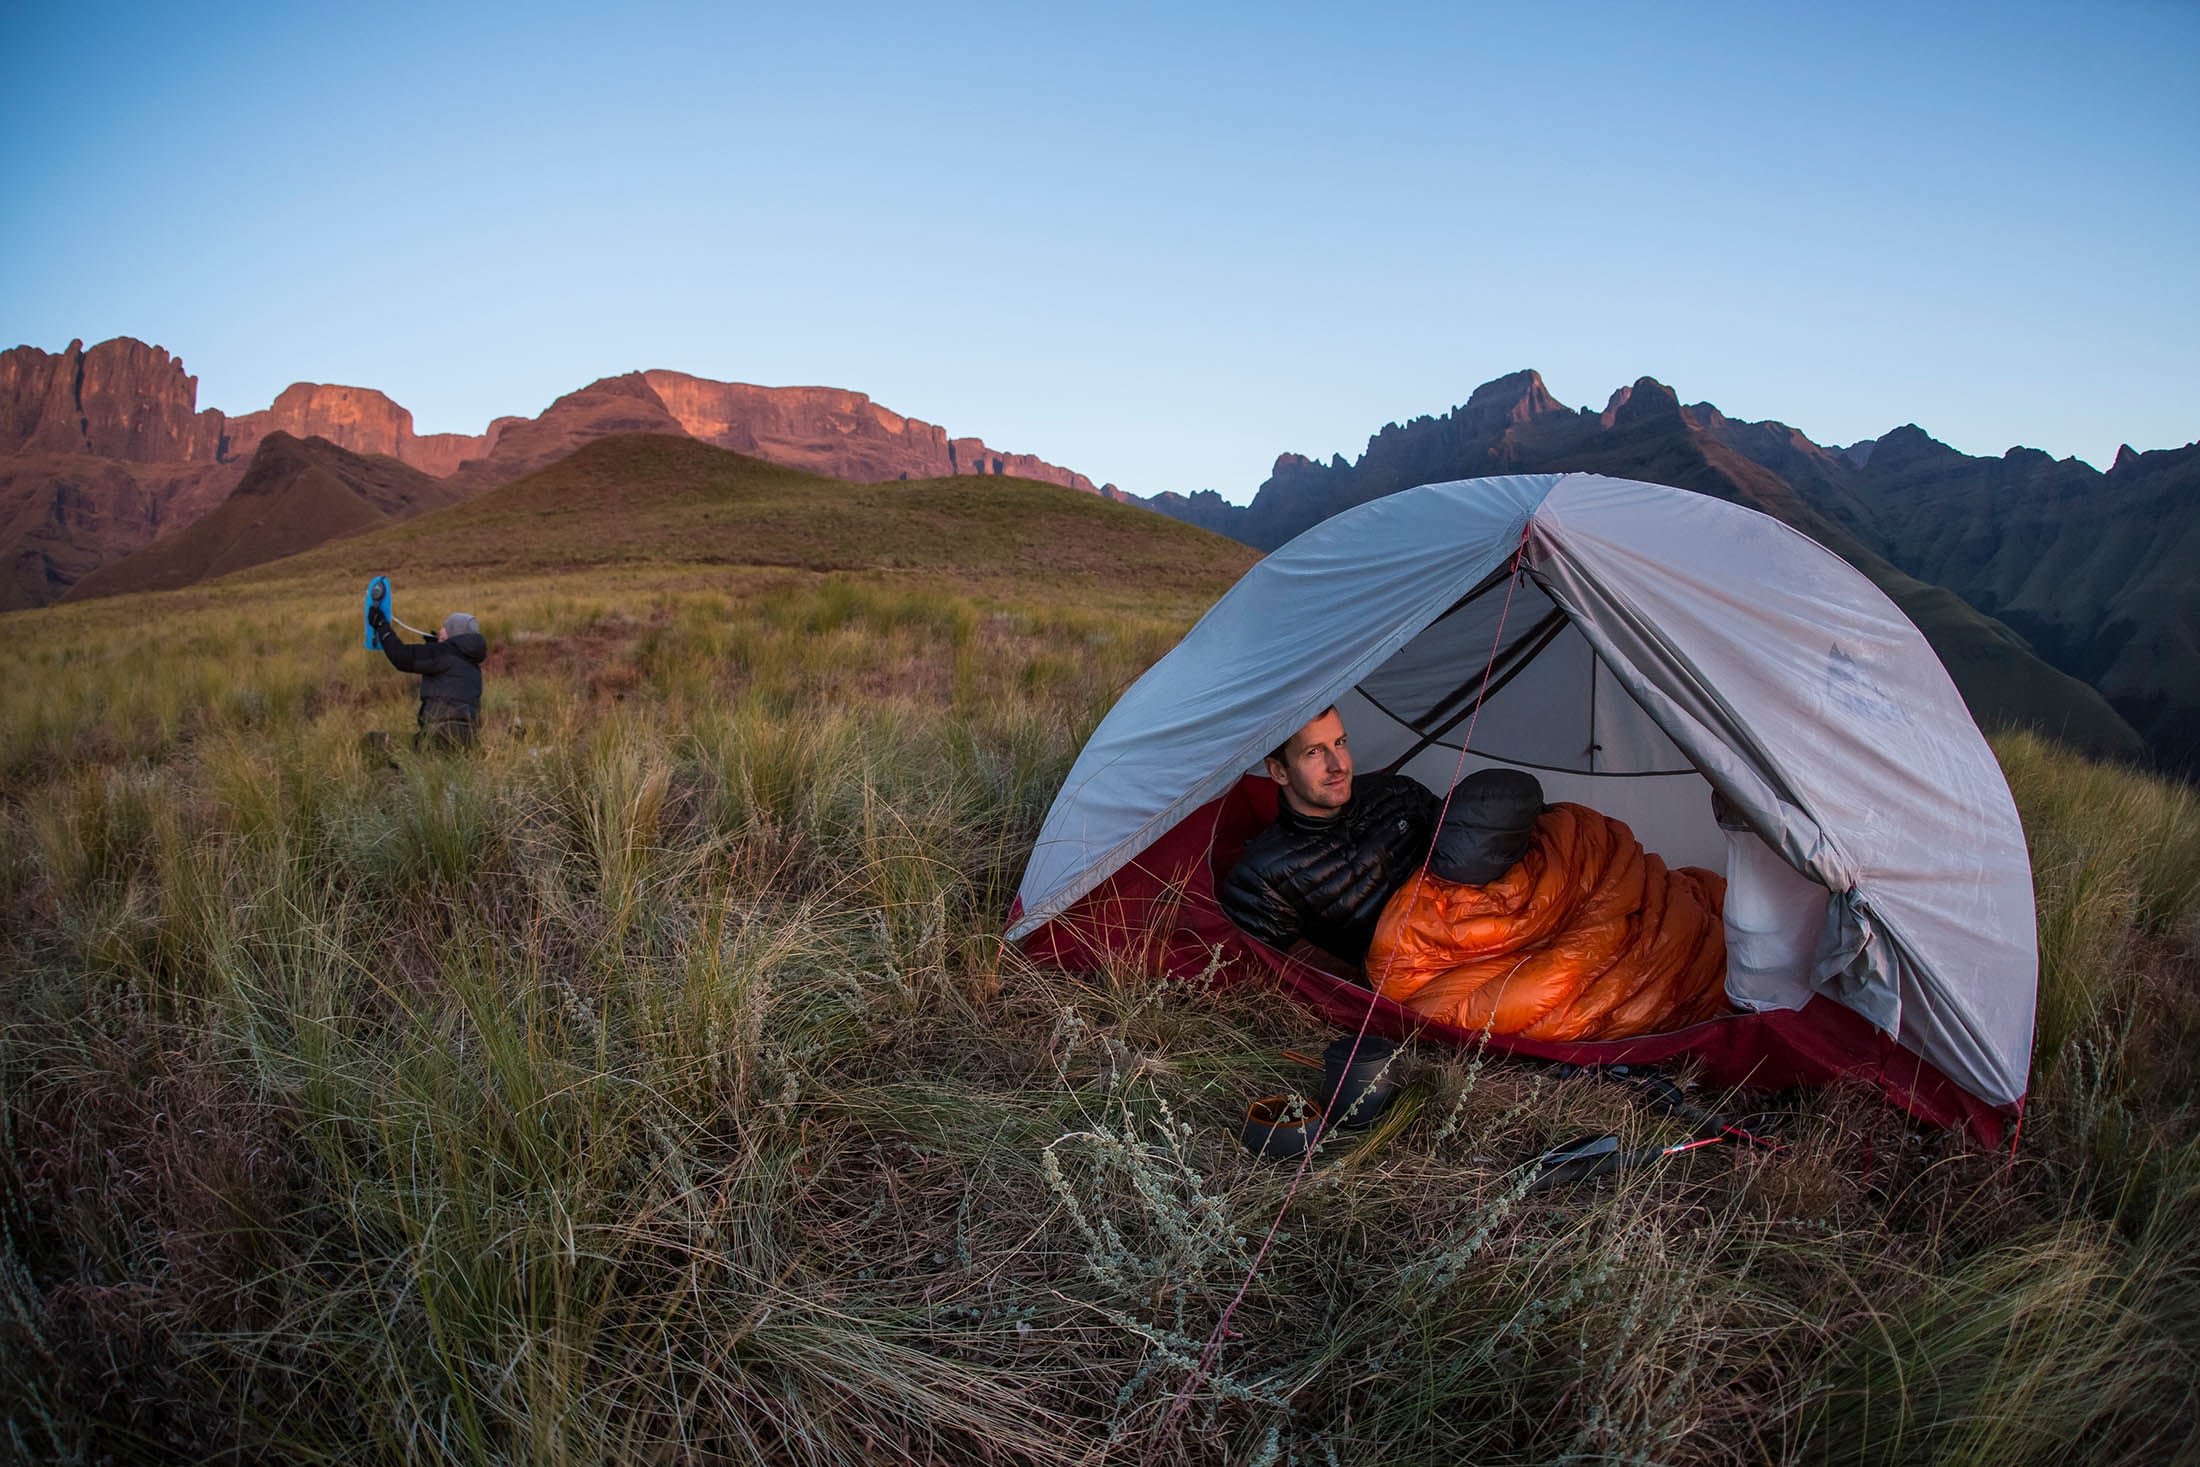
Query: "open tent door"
1340 564 1725 872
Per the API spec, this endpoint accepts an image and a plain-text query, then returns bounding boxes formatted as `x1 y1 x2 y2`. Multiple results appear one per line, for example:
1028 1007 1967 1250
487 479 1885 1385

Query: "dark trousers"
415 696 480 752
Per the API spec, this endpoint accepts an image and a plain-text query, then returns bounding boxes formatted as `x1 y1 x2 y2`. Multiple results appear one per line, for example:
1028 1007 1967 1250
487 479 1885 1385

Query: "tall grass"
2 577 2196 1463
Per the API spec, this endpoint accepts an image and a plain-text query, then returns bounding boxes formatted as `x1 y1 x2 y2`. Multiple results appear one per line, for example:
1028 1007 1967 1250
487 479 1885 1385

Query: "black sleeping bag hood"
1430 768 1546 884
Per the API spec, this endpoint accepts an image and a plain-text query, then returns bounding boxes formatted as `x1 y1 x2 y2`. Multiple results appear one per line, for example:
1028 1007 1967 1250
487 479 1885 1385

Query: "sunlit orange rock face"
223 384 489 477
643 371 1107 494
0 339 240 608
0 338 224 463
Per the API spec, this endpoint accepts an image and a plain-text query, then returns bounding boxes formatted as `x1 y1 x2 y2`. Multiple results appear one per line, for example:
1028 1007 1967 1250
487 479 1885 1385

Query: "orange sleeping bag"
1365 802 1730 1041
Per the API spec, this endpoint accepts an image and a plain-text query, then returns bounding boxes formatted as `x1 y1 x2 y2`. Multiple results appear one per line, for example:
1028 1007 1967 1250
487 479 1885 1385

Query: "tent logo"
1825 643 1917 730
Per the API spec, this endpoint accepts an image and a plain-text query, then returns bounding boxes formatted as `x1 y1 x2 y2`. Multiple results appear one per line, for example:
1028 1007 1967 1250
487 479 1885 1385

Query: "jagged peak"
1435 370 1572 444
549 371 669 410
1601 376 1680 428
1858 422 1960 470
1462 368 1565 414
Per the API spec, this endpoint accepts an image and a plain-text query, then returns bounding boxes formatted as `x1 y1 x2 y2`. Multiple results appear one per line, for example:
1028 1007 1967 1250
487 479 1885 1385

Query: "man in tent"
1214 707 1553 960
1223 706 1730 1040
368 606 488 750
1217 707 1440 966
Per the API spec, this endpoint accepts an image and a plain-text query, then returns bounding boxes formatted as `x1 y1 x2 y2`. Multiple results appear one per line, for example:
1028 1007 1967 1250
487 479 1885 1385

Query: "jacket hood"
445 631 488 665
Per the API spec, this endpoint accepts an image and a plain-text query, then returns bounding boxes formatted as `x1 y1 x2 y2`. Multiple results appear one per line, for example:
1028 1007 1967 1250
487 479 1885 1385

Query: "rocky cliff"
443 373 693 489
1 339 237 607
0 454 240 610
642 371 1110 495
223 383 489 476
0 338 225 463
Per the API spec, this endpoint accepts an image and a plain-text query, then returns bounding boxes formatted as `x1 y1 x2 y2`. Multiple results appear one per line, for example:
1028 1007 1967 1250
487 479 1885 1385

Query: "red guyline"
1143 520 1537 1461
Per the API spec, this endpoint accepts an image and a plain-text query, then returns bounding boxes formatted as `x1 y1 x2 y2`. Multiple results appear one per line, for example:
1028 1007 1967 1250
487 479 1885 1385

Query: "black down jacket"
380 629 488 717
1219 772 1440 966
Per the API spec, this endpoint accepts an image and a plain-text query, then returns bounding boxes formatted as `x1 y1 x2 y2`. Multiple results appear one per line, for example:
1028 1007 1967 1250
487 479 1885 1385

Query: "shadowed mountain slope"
65 433 464 602
0 454 240 611
1144 372 2175 767
1829 431 2200 768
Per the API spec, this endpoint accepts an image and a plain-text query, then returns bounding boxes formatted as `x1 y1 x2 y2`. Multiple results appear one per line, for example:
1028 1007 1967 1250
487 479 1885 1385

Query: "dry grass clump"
2 573 2196 1464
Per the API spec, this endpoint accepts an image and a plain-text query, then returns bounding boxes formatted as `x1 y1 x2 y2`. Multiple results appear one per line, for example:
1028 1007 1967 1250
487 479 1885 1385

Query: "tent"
1007 473 2037 1141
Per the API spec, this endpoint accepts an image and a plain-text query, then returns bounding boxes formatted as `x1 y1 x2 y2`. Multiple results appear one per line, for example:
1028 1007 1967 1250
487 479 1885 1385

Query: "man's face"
1267 709 1353 817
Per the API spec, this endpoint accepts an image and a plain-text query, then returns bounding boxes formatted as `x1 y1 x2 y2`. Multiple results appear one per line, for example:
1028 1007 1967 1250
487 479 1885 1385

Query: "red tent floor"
1013 775 2011 1146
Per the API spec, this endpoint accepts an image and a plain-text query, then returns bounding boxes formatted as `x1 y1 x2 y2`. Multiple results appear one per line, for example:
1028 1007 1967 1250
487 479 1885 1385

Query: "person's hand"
368 605 390 634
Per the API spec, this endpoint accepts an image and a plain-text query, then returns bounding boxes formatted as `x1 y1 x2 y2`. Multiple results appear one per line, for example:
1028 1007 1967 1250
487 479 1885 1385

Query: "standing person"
368 607 488 750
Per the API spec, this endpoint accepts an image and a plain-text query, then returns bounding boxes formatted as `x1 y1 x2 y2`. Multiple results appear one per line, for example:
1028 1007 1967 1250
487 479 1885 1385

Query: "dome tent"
1008 473 2037 1140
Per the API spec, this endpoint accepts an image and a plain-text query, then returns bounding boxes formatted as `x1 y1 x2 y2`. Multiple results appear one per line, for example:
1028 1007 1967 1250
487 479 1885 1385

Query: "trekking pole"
1522 1130 1733 1193
1551 1062 1784 1151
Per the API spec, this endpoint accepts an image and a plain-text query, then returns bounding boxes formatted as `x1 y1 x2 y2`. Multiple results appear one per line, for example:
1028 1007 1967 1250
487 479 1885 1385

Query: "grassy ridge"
241 433 1259 613
3 501 2198 1461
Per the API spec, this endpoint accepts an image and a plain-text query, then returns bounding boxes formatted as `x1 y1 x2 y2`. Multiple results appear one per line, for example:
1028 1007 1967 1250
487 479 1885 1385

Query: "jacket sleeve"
1219 854 1301 952
380 636 447 676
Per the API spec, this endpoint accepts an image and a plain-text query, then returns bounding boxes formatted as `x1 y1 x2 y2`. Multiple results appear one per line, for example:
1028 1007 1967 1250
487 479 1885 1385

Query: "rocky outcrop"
223 383 488 476
66 432 462 602
644 371 1110 495
646 374 951 481
444 373 692 489
0 338 224 463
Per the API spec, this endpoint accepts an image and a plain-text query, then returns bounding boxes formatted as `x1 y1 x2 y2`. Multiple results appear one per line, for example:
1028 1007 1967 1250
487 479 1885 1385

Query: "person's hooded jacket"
379 619 488 720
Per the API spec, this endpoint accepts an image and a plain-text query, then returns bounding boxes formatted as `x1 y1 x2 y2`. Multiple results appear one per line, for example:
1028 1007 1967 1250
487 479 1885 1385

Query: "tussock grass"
2 571 2196 1464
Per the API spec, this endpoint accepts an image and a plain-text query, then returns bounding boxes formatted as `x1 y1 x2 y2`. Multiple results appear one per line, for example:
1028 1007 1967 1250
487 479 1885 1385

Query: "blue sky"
3 1 2194 499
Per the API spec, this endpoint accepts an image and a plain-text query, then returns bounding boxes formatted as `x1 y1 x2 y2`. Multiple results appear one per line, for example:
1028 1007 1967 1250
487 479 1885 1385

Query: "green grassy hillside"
3 442 2197 1464
246 431 1255 612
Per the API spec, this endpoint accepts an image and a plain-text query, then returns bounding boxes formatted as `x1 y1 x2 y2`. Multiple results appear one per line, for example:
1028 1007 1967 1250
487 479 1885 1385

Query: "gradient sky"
4 1 2194 500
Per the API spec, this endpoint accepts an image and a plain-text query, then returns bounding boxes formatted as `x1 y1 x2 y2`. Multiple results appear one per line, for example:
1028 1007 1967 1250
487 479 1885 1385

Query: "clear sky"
3 1 2194 500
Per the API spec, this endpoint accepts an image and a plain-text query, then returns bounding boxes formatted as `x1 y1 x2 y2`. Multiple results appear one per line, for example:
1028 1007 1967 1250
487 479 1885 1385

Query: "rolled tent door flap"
1529 474 2035 1106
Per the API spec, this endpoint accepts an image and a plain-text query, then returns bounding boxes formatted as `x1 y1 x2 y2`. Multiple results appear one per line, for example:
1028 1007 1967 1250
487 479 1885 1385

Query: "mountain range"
0 337 1117 610
3 337 2191 770
1142 372 2197 772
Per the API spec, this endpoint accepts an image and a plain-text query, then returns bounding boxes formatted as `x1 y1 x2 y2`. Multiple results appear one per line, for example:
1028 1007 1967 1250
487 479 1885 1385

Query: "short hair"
1267 705 1340 767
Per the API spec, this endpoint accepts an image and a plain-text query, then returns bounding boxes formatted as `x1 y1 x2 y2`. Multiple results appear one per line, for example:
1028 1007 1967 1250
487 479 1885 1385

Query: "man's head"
1265 706 1352 818
441 612 479 641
